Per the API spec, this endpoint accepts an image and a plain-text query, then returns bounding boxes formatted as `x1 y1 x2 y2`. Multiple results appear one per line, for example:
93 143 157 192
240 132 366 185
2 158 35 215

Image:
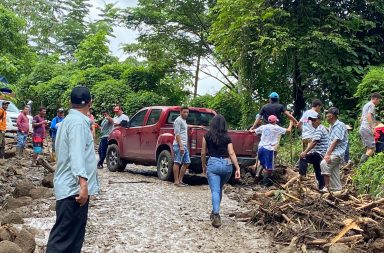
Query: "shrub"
123 91 166 117
353 153 384 198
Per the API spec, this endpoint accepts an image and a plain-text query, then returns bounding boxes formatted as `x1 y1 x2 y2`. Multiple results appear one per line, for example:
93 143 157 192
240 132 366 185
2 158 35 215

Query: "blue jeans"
207 157 233 214
16 132 28 148
98 137 108 166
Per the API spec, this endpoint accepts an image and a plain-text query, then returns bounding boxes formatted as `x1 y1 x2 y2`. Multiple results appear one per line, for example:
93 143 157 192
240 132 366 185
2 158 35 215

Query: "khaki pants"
0 132 5 159
320 155 342 191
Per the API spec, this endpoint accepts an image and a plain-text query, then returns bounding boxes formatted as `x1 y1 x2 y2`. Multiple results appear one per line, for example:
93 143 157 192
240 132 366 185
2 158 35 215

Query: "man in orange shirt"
0 101 10 164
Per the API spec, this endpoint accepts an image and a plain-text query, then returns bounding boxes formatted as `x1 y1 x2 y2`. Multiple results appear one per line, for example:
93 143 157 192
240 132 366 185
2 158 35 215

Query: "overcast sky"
89 0 225 95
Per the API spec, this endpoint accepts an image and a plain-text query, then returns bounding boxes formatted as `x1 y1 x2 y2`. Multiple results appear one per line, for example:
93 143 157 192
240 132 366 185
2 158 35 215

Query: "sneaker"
210 211 214 221
212 214 222 228
319 187 329 193
97 164 103 170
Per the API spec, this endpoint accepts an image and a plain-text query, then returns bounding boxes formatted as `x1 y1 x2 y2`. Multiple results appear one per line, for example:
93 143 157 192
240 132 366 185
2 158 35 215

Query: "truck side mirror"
120 120 129 128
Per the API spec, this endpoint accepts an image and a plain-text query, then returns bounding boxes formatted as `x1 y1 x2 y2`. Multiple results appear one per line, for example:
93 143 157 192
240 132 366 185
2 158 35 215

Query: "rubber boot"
16 147 22 157
261 171 273 186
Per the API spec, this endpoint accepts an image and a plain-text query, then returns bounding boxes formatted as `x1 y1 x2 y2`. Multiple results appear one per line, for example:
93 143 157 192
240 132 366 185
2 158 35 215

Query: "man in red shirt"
16 106 30 157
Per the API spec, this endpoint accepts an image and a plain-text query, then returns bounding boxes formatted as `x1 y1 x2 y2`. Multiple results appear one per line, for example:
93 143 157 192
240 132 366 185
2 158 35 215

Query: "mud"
21 165 275 252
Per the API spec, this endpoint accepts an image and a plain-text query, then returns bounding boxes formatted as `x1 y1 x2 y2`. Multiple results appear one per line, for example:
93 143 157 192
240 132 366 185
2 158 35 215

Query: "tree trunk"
292 57 305 118
193 52 201 98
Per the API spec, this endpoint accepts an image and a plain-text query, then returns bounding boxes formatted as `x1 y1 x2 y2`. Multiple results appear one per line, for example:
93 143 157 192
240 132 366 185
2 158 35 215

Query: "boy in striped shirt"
298 112 329 190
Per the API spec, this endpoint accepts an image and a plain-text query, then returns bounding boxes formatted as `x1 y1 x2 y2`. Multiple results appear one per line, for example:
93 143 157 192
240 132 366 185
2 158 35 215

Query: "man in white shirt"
113 106 129 127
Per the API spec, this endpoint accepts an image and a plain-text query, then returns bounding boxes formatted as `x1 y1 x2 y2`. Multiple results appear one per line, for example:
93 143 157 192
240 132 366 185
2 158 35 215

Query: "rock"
6 197 33 209
0 226 14 241
13 181 35 198
328 243 351 253
29 187 53 199
14 228 36 253
0 240 22 253
42 173 54 188
49 202 56 211
371 238 384 253
1 213 23 225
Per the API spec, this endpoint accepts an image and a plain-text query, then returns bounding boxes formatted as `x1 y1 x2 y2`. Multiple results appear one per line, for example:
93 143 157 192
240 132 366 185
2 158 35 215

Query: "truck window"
130 110 148 127
167 111 214 126
146 109 162 126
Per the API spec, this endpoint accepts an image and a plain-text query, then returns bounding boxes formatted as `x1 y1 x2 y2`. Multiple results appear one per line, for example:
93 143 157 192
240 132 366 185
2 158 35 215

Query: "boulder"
13 181 35 198
0 240 22 253
42 174 54 188
6 197 33 209
29 187 53 199
0 226 14 242
14 228 36 253
1 213 23 225
328 243 351 253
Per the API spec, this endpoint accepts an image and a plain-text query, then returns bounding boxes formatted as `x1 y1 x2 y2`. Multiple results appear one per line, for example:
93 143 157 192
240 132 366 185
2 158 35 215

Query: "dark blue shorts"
173 144 191 164
258 146 275 170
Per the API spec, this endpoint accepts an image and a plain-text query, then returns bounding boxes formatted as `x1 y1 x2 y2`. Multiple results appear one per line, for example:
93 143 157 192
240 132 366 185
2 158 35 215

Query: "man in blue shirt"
46 86 99 253
320 107 348 193
50 108 65 153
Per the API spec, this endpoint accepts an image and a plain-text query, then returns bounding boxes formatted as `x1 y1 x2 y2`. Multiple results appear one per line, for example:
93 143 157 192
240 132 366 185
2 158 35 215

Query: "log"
307 235 363 245
282 175 300 190
282 192 301 202
37 157 55 173
330 220 362 245
357 198 384 210
372 207 384 217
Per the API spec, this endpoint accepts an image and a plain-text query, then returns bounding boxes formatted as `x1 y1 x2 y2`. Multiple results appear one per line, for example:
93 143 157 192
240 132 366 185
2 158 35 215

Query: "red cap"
268 115 279 123
113 106 120 112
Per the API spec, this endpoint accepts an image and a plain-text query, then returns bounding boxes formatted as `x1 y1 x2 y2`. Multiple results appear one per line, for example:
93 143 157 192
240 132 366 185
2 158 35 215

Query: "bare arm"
367 113 375 130
201 137 207 173
325 139 340 157
228 143 240 172
284 111 298 125
301 140 318 157
285 120 294 133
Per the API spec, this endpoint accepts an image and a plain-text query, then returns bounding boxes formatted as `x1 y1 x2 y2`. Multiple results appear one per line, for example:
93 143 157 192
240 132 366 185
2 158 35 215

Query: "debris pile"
233 165 384 253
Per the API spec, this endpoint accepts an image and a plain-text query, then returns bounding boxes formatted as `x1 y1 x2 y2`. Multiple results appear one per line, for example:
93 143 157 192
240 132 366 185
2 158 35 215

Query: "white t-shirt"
255 124 287 150
300 109 317 139
113 114 129 125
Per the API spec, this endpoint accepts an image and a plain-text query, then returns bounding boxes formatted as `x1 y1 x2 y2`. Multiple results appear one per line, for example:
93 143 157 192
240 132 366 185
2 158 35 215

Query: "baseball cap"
113 106 121 112
2 101 10 105
57 108 64 112
269 92 279 99
70 86 91 105
268 115 279 123
307 111 321 120
325 107 339 116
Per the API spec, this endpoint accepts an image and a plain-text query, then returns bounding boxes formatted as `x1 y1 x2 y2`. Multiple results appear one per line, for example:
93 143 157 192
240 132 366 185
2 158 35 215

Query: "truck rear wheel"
106 144 127 172
157 150 174 181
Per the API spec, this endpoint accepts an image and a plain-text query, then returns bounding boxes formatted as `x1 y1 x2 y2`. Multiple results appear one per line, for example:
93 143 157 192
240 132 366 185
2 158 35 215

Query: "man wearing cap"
254 115 293 186
32 106 49 166
0 101 9 164
320 107 348 192
46 86 99 253
250 92 298 129
16 106 30 157
50 108 65 153
298 112 328 190
359 92 382 164
113 106 129 127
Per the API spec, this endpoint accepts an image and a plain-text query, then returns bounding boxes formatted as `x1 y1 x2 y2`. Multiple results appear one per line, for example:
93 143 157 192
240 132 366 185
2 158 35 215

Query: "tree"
123 0 235 98
0 4 35 84
355 65 384 111
74 31 116 70
210 0 384 117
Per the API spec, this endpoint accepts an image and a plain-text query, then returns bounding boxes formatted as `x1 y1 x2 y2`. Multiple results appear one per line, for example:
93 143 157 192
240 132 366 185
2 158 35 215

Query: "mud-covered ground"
20 165 276 253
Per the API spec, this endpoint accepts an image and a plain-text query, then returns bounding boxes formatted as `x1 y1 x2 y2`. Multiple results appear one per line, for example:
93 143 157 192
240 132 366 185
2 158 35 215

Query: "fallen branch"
282 175 300 190
307 235 363 245
357 198 384 211
37 157 55 173
282 192 301 202
372 207 384 217
330 219 362 245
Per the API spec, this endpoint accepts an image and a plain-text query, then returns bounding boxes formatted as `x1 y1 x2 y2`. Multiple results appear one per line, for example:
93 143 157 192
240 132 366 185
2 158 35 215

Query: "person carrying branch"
359 92 382 164
298 112 328 190
253 115 293 186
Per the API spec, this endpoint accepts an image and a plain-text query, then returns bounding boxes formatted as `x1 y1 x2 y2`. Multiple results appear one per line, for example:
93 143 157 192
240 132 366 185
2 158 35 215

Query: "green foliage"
189 94 213 108
353 153 384 198
209 89 242 128
74 31 116 70
91 79 131 116
355 66 384 109
123 91 166 117
121 66 161 92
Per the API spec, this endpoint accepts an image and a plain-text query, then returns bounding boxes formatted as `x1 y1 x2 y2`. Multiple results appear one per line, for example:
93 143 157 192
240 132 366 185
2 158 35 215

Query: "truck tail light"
191 139 197 150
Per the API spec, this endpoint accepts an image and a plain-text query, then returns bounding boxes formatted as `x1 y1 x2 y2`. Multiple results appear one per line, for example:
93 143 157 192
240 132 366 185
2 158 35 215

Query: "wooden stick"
282 192 301 202
282 175 300 190
357 198 384 210
37 157 55 173
372 207 384 217
282 214 292 224
307 235 363 245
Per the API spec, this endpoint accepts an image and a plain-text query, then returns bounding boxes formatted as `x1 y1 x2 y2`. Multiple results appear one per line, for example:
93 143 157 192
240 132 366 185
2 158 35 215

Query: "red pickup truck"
106 106 258 180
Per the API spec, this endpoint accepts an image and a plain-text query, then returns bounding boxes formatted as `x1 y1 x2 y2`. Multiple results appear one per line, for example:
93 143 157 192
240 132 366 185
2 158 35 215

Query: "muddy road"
25 165 274 253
